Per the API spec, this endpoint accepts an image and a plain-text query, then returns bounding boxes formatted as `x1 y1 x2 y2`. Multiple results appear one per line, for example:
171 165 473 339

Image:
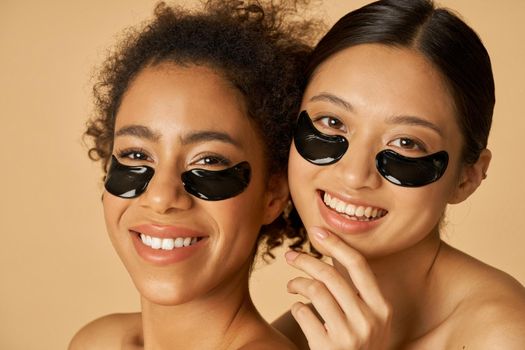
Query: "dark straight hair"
305 0 495 164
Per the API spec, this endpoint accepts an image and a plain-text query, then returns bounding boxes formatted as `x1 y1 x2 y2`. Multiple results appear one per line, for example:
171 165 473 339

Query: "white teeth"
174 237 184 248
151 237 162 249
323 192 386 220
345 204 356 216
161 238 174 250
138 234 199 250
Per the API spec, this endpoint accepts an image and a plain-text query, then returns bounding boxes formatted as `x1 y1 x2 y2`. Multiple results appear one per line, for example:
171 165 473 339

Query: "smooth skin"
273 44 525 349
70 64 295 350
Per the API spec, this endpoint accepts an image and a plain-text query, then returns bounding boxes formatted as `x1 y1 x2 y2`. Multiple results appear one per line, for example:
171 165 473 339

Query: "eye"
117 148 151 161
388 137 427 152
193 154 231 167
316 116 347 132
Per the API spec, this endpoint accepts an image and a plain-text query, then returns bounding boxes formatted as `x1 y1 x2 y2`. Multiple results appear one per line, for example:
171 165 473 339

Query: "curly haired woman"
69 1 318 348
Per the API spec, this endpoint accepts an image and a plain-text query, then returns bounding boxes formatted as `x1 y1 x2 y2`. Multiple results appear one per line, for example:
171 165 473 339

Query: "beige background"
1 1 524 348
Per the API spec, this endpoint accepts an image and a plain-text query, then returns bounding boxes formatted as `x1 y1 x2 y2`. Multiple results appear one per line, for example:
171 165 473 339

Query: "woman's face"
289 44 467 258
103 63 284 305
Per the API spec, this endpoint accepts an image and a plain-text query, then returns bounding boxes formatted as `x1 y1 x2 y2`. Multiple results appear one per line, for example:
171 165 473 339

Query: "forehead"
115 63 252 137
305 44 457 129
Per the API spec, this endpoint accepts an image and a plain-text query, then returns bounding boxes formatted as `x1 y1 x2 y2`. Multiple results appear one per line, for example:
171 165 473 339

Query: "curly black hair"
84 0 321 259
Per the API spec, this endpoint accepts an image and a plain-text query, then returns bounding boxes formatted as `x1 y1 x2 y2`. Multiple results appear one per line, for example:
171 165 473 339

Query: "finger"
287 277 349 335
285 250 368 325
309 227 390 316
290 301 328 349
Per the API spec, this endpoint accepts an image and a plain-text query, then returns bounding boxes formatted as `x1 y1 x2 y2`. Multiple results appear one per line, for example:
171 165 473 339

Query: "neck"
333 231 443 344
140 263 259 350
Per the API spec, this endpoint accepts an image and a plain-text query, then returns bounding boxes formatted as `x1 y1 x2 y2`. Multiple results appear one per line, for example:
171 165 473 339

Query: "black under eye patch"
293 110 449 187
375 149 448 187
105 156 155 198
293 110 349 165
104 156 251 200
181 161 251 201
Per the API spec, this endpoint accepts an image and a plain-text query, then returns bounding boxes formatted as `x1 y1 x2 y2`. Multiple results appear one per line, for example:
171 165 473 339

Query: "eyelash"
315 115 347 133
388 137 428 153
116 148 151 161
193 153 232 167
115 148 232 169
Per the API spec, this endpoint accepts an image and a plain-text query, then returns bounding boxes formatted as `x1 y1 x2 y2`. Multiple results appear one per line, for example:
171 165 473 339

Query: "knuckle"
341 336 358 349
337 328 358 349
318 264 338 281
361 323 373 340
378 301 393 321
306 280 326 298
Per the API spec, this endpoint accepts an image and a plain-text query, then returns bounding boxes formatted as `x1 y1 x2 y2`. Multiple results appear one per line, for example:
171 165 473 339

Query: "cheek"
102 194 130 245
103 193 124 228
288 148 321 226
288 147 313 195
208 182 267 239
391 182 451 236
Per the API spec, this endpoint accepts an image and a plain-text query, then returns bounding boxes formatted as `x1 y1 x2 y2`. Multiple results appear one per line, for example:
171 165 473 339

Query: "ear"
448 148 491 204
262 174 290 225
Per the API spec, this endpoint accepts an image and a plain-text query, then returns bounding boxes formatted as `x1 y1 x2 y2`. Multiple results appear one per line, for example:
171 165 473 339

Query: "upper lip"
320 190 387 211
129 223 207 238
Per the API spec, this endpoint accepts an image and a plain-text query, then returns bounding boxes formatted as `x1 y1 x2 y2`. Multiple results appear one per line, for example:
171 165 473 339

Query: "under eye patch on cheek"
291 110 449 187
104 155 155 198
104 156 251 200
181 162 251 201
293 110 349 165
375 149 449 187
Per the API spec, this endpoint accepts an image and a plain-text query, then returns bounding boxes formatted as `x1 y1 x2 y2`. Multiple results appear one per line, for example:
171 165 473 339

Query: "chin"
135 279 201 306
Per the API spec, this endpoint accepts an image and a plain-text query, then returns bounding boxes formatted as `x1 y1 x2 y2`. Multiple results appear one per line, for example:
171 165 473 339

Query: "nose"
333 138 381 190
138 164 193 214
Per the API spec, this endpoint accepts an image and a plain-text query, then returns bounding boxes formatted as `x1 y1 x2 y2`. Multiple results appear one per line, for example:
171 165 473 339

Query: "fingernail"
311 227 328 240
285 250 300 262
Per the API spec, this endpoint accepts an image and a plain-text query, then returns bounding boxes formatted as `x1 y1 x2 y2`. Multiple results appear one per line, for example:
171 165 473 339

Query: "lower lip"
130 232 207 265
317 192 384 235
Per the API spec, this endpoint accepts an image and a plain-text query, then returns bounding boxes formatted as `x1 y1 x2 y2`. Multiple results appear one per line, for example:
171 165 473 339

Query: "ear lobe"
448 148 491 204
262 174 290 225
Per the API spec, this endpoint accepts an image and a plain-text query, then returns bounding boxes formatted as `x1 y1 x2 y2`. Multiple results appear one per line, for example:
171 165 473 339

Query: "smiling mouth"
131 231 205 250
321 191 388 222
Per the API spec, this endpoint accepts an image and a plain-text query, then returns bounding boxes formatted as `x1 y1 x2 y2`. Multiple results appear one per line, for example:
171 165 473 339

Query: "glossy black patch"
105 155 155 198
105 156 251 201
294 110 349 165
375 149 449 187
181 161 251 201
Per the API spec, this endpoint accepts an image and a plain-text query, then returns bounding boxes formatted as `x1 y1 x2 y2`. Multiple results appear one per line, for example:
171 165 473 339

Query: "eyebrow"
386 115 443 136
181 131 240 147
115 125 161 141
309 93 443 136
115 125 240 147
309 92 354 112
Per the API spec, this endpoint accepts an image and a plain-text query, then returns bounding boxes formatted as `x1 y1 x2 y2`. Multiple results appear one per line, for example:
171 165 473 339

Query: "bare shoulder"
237 332 298 350
68 313 142 350
452 293 525 349
445 247 525 348
236 315 299 350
